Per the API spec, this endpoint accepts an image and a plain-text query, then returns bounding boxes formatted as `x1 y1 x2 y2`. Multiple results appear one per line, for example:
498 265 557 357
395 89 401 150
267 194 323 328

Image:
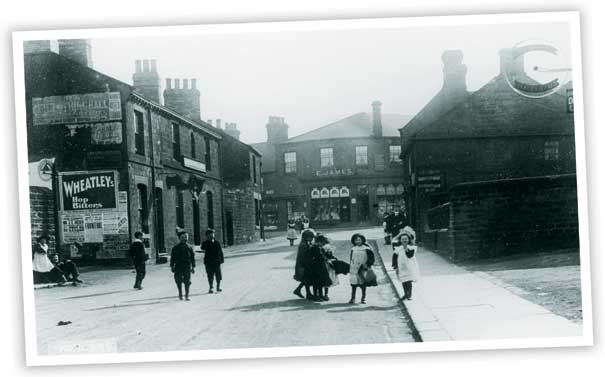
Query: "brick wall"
29 187 56 254
443 174 579 261
223 182 260 245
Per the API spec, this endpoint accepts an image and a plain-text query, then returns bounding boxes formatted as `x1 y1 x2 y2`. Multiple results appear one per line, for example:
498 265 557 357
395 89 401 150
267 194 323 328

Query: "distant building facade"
254 104 411 231
400 49 577 261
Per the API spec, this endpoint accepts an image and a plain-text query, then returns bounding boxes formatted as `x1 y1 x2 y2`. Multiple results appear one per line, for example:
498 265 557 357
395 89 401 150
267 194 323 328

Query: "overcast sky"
91 21 572 144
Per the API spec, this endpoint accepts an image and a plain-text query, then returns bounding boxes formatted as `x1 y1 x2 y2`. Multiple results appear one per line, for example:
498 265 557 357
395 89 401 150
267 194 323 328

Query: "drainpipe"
146 104 160 263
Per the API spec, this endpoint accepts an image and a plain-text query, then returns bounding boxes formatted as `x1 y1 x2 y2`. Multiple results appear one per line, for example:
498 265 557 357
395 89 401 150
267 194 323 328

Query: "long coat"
202 239 224 266
293 242 308 282
393 245 420 282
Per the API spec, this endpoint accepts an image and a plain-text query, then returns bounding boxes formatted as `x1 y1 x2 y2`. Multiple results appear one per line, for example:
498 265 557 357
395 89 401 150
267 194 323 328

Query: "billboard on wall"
32 92 122 126
59 171 118 211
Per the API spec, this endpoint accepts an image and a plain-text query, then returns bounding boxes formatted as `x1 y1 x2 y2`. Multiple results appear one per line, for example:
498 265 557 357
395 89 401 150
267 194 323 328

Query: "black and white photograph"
11 11 592 366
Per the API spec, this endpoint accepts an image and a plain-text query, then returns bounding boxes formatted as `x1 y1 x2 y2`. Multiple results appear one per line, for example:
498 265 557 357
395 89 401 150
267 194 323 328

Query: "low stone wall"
449 174 579 261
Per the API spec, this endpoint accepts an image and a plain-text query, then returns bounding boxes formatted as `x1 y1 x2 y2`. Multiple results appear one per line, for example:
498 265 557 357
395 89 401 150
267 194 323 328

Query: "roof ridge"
287 112 367 142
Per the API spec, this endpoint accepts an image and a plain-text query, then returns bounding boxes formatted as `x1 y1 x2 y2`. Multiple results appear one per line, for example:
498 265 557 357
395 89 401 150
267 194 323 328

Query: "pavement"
34 233 415 355
367 227 584 342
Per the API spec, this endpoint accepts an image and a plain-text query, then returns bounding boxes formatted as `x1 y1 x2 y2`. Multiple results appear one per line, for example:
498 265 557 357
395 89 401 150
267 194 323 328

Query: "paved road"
34 238 416 355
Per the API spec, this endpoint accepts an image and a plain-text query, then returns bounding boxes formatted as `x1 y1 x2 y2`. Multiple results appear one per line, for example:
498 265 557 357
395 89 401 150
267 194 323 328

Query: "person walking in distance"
171 230 196 300
201 229 224 293
129 231 148 290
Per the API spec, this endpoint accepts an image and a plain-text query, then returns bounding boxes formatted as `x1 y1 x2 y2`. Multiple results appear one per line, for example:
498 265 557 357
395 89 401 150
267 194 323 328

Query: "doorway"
155 188 165 253
357 185 370 222
226 210 234 246
193 199 201 246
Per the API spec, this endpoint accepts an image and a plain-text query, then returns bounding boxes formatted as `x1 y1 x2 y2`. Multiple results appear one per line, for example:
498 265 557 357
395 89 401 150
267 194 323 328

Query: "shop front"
309 186 351 225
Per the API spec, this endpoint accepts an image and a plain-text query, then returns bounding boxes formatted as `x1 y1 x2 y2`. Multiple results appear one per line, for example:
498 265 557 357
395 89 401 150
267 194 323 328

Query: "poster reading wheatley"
12 11 592 367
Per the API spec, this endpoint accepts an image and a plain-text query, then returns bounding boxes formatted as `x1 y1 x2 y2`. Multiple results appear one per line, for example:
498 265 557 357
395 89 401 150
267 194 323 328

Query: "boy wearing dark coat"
129 231 148 290
201 229 224 293
171 230 196 300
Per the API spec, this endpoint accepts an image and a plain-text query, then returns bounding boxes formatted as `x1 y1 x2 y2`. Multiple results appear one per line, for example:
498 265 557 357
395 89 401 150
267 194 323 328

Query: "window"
355 145 368 166
284 151 297 174
544 141 560 161
205 138 212 171
390 145 402 162
254 199 260 226
134 110 145 156
190 132 196 159
252 155 258 183
176 190 184 228
172 123 181 161
137 184 149 233
206 191 214 229
320 147 334 168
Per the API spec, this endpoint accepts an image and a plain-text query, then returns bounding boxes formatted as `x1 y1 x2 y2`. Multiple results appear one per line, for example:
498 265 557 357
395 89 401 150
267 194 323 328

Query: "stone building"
254 105 411 231
23 42 224 263
400 49 577 261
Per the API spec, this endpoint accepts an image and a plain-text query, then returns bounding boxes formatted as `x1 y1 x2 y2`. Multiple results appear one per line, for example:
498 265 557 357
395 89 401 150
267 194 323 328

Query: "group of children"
292 227 421 304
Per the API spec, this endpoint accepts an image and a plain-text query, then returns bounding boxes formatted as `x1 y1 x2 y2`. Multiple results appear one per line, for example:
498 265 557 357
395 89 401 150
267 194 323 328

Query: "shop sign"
183 157 206 173
32 92 122 126
315 168 353 177
311 188 321 199
59 171 118 211
91 122 123 144
29 158 55 189
329 187 340 198
418 170 442 192
339 186 350 197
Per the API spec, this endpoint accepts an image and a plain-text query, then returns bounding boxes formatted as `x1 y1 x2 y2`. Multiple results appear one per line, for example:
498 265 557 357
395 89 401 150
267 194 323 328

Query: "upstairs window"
355 145 368 166
389 145 402 162
544 141 560 161
284 151 297 174
137 184 149 233
252 155 258 183
205 138 212 171
172 123 181 161
190 132 196 159
176 190 184 228
320 147 334 168
134 110 145 156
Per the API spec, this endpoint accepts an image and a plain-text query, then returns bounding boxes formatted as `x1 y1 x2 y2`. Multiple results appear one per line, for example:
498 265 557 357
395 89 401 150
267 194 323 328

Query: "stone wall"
29 187 56 254
223 183 260 246
444 174 579 261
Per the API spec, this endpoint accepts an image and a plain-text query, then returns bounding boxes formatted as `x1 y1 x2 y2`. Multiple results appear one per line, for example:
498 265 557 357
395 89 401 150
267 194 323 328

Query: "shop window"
320 147 334 168
355 145 368 166
134 110 145 156
544 141 560 161
172 123 181 161
284 151 297 174
389 145 402 162
137 184 149 233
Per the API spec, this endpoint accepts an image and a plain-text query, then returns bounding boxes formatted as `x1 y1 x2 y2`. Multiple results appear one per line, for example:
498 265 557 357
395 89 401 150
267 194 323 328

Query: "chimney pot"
371 101 383 138
216 119 222 129
143 60 150 72
183 79 189 89
166 78 172 89
135 60 142 73
441 49 467 93
499 47 525 79
207 119 213 126
191 78 197 89
151 59 157 72
175 79 180 89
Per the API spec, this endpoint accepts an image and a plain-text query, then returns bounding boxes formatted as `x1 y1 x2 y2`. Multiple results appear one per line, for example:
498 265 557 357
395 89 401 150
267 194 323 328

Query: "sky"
91 21 573 144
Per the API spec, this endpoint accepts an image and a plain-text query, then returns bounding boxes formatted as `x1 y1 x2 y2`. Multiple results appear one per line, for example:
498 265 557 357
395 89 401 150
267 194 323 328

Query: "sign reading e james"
59 171 118 211
32 92 122 126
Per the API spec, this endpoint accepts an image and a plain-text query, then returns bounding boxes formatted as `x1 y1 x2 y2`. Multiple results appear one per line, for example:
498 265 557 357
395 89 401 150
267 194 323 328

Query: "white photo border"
12 11 593 367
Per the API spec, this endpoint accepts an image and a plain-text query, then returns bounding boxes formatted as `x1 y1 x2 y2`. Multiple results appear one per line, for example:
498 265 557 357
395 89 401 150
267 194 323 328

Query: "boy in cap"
170 230 196 300
201 228 224 293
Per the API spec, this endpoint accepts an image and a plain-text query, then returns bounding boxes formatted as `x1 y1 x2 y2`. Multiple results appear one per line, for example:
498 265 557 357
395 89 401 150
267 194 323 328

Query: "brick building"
254 105 411 231
23 43 225 263
400 49 577 261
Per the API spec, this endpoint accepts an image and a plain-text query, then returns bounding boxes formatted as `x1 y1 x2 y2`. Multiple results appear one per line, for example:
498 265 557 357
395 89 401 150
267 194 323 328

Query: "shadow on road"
86 301 167 311
229 298 399 313
61 289 135 300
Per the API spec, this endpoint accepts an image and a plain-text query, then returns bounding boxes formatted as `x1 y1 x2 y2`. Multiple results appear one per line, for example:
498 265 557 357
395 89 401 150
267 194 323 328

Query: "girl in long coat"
293 229 315 299
392 232 420 300
310 234 333 301
348 233 374 304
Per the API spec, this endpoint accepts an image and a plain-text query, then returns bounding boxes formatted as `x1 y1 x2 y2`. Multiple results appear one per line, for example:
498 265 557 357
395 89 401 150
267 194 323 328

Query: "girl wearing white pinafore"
392 232 420 300
349 233 373 304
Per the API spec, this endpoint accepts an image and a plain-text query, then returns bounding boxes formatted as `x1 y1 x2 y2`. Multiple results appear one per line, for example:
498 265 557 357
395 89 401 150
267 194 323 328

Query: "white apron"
394 245 420 282
32 244 54 272
349 246 369 285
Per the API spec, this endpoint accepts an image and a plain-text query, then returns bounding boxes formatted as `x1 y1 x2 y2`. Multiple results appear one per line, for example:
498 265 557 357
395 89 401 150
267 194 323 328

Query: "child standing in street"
348 233 375 304
392 231 420 300
286 219 298 247
201 228 224 294
171 230 196 301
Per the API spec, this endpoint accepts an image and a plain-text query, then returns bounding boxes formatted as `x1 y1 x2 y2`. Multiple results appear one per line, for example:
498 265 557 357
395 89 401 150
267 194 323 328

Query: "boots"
360 286 367 304
349 285 357 304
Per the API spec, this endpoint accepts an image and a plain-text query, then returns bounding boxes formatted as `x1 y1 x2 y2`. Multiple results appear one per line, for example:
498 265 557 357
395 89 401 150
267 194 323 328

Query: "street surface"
34 233 416 355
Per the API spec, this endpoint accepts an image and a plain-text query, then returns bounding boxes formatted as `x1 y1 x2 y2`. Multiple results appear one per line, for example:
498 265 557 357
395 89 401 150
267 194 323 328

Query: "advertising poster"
60 171 118 211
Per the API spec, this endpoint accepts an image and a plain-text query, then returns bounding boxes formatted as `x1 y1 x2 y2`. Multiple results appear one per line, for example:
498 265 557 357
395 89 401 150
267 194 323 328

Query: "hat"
177 229 188 237
394 226 416 244
301 229 316 241
36 234 49 242
315 233 330 244
205 228 215 235
350 233 366 245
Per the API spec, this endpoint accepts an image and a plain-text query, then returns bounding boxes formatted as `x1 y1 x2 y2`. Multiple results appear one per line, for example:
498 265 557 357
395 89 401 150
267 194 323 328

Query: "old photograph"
12 12 591 366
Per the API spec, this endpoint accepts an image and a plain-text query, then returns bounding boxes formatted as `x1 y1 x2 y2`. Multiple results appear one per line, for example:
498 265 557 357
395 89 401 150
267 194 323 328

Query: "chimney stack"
216 119 222 129
163 77 201 121
23 40 59 54
225 122 241 140
266 116 289 144
58 39 93 68
207 119 213 127
133 59 161 103
441 50 467 94
371 101 383 138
